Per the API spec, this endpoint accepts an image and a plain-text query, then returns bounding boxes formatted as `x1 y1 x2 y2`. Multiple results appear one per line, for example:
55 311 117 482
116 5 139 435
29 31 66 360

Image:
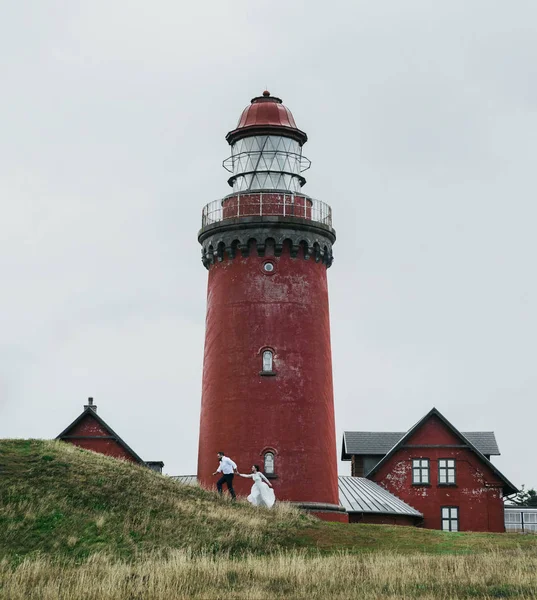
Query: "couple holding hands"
212 451 276 508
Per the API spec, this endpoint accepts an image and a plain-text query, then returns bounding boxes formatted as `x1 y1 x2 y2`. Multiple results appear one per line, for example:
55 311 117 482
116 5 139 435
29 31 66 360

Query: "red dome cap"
226 91 307 146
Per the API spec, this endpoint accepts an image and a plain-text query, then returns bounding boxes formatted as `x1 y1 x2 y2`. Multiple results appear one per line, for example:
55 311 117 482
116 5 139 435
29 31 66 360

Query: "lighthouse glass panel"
230 135 304 192
264 452 275 475
262 350 273 372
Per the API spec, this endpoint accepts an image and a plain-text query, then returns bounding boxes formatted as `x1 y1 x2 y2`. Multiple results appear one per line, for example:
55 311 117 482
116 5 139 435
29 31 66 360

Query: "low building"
342 408 518 532
56 398 163 472
504 506 537 533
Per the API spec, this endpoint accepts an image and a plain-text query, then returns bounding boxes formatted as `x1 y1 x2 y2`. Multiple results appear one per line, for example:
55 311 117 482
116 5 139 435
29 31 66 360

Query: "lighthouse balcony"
201 192 333 230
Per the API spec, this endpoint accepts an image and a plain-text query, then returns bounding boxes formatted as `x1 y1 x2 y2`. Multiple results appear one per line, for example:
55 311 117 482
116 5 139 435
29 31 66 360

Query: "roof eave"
345 508 423 518
225 124 308 146
341 433 351 461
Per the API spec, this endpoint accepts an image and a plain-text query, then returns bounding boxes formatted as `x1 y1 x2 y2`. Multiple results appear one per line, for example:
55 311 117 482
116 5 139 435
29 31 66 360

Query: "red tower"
197 92 345 521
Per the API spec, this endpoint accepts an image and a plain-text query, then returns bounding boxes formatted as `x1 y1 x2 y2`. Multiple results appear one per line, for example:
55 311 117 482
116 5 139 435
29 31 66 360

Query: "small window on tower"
259 348 276 376
262 350 273 372
264 452 275 475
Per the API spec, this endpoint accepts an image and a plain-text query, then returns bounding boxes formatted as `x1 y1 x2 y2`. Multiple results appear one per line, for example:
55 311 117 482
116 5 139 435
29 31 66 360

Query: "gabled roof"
338 476 422 517
342 430 500 459
364 408 517 496
56 407 145 465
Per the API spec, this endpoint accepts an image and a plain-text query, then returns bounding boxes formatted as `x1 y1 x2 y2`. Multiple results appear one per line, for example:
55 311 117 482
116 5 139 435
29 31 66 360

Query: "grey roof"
463 432 500 456
170 475 198 486
342 432 405 457
342 430 500 459
338 476 422 517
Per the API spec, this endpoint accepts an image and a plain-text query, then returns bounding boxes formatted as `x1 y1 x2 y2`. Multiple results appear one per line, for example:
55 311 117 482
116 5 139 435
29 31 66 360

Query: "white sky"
1 1 535 490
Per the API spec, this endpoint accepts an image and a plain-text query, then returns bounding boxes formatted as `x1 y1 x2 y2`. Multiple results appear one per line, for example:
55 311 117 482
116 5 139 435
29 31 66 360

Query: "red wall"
313 511 349 523
197 241 340 512
371 416 505 532
62 414 138 462
349 514 418 526
222 193 312 219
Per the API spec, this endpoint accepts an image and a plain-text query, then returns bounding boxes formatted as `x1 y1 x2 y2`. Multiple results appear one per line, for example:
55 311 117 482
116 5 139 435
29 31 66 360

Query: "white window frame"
441 506 459 532
438 459 456 485
412 458 430 484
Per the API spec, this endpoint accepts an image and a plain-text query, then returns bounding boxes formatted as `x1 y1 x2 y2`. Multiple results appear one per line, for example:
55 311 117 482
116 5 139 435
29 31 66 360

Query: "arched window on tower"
264 451 275 475
262 350 273 373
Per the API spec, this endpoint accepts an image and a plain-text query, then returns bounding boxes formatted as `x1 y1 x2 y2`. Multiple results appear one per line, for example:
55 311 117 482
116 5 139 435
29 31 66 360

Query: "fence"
505 507 537 533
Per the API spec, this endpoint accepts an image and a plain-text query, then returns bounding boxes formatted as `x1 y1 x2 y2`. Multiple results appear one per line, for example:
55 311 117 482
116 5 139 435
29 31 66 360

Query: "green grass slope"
1 439 536 562
0 439 308 560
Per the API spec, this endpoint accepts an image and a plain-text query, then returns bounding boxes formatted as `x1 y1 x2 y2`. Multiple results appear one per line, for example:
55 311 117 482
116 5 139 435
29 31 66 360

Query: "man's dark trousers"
217 473 236 499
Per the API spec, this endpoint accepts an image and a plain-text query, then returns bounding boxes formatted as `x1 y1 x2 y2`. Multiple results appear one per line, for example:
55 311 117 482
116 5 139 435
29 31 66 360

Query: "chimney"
84 397 97 412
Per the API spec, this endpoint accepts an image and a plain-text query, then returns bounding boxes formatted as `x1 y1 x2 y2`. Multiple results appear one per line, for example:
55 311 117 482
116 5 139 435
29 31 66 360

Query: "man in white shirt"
212 451 238 499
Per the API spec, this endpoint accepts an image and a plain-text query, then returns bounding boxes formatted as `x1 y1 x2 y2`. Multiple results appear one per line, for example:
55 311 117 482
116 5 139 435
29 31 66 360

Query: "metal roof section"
170 475 198 486
226 90 308 146
338 476 422 517
342 430 500 460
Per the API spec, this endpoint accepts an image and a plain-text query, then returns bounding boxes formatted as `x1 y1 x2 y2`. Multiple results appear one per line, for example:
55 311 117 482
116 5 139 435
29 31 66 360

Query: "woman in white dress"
238 465 276 508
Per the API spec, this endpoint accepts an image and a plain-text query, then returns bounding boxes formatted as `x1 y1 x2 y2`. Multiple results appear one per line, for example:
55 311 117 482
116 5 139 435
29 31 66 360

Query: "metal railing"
201 192 333 229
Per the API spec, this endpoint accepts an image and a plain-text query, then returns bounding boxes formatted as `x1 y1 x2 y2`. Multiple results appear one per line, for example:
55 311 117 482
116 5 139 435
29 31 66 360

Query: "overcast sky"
1 1 535 490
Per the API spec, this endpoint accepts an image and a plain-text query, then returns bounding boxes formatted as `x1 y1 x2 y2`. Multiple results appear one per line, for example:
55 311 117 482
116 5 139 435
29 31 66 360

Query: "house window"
438 459 456 485
264 451 275 475
441 506 459 531
412 458 430 484
262 350 273 372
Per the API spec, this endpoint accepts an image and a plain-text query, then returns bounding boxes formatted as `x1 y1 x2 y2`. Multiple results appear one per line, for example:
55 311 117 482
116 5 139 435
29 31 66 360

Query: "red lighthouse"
197 92 345 521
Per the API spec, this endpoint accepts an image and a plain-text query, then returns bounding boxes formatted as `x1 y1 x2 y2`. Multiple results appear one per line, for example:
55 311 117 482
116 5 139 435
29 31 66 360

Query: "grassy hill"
2 439 537 599
0 439 310 560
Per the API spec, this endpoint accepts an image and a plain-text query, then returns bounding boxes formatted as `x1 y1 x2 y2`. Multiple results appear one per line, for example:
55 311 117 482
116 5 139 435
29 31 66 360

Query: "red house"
342 408 517 532
57 398 163 473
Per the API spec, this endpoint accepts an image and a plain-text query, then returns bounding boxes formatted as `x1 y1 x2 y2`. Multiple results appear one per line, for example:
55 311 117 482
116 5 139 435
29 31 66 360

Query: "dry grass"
2 550 537 599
